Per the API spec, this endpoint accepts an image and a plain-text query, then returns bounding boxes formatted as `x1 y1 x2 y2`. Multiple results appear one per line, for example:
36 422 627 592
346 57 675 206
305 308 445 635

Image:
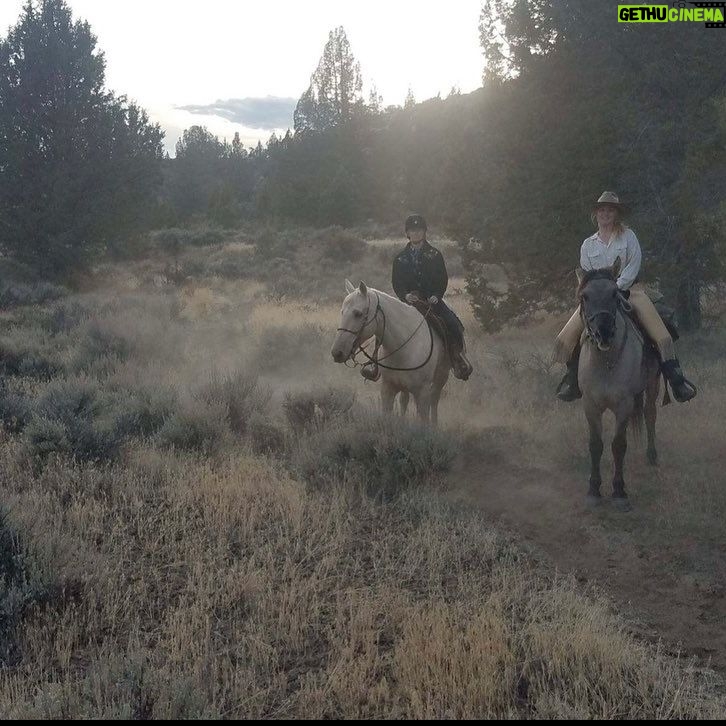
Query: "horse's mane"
577 269 617 298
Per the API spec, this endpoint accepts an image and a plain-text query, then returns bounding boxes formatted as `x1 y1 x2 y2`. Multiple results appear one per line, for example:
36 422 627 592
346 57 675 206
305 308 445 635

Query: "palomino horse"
577 259 660 510
330 280 450 424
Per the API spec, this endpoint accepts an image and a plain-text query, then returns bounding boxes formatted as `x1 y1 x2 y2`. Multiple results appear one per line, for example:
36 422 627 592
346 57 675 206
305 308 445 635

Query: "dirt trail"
449 453 726 674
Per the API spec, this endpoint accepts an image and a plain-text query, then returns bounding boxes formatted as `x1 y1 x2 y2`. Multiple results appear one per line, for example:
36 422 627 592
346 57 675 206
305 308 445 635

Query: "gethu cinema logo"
618 4 725 22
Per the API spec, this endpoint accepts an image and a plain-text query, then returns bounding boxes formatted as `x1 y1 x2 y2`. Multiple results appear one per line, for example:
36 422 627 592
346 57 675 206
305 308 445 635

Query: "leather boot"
556 353 581 402
661 358 697 402
452 350 473 381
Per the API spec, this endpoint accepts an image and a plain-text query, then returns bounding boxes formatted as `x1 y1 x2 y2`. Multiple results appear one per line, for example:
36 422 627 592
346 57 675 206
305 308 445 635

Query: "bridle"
337 292 435 372
336 289 379 346
580 287 633 366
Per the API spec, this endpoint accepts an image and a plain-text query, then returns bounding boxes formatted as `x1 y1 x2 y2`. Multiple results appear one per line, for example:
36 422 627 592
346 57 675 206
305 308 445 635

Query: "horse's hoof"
647 449 658 466
585 494 602 509
612 496 632 512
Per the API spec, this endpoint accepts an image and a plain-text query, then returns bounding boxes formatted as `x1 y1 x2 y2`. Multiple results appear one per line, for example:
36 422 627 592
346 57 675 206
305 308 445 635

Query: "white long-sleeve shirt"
580 227 642 290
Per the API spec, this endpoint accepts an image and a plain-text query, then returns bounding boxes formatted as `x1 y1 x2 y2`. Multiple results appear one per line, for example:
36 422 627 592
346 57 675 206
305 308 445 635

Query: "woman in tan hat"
554 191 697 403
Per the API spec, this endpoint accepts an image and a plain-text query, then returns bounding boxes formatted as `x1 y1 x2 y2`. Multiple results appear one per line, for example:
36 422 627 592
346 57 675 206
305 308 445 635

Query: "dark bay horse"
576 259 661 510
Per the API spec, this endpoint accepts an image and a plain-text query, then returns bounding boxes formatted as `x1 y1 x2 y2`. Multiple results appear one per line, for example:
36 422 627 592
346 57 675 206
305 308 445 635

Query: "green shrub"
71 320 133 373
157 402 228 455
195 371 270 435
0 381 32 433
151 226 225 254
295 413 455 497
248 413 287 455
113 385 177 438
313 226 366 263
46 302 91 335
252 228 297 261
0 337 64 379
203 246 254 279
24 379 122 464
0 281 67 308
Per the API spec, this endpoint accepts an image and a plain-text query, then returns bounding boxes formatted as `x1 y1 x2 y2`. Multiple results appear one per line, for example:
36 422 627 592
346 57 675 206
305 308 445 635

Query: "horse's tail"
629 391 645 443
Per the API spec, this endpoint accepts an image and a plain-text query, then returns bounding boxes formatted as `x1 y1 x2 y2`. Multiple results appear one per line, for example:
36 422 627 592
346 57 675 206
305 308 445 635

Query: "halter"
337 292 435 372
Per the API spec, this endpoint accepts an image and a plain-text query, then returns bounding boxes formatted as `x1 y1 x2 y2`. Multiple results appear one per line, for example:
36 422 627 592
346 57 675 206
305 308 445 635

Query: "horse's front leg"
399 391 410 417
584 400 604 505
414 389 431 423
612 399 634 511
429 384 444 427
381 380 396 415
645 364 659 466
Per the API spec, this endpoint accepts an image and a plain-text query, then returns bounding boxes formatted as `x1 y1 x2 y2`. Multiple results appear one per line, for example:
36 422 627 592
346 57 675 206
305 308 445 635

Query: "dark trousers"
432 300 465 348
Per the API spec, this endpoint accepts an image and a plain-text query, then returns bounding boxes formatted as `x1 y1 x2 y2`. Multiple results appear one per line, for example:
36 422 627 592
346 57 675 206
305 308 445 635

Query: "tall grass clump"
71 319 133 374
283 385 356 432
294 411 455 497
0 507 60 668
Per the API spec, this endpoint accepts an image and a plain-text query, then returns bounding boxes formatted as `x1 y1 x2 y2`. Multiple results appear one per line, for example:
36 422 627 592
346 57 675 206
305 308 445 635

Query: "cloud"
175 96 297 130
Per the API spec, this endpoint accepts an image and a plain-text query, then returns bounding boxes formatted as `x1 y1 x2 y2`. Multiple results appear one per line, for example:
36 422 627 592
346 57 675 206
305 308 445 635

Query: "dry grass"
0 443 721 718
0 228 724 718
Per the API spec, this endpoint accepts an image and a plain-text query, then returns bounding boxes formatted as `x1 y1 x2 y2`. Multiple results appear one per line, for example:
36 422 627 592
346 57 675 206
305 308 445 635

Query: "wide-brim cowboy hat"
592 191 629 214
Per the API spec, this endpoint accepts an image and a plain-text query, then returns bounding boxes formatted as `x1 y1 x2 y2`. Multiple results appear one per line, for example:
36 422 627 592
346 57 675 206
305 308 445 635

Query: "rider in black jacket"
392 215 473 380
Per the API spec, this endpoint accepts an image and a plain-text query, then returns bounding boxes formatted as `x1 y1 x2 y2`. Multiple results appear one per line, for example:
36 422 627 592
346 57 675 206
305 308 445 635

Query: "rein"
338 292 435 372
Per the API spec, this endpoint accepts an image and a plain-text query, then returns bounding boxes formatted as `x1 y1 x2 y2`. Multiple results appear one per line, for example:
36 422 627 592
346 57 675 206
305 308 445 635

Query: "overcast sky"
0 1 484 155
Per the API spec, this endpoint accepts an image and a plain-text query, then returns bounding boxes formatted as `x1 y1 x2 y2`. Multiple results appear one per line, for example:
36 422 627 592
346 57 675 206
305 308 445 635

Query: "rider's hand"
405 293 418 304
427 296 439 305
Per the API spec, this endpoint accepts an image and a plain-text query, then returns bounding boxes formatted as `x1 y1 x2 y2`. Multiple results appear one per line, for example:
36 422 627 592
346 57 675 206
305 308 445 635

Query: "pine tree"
367 84 383 114
294 26 364 132
231 132 246 158
0 0 164 276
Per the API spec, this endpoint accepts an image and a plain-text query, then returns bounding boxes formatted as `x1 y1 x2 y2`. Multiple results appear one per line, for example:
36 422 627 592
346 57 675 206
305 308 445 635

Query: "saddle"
653 300 680 342
622 297 682 406
618 298 680 349
361 300 472 382
411 300 472 380
411 300 454 357
411 300 448 342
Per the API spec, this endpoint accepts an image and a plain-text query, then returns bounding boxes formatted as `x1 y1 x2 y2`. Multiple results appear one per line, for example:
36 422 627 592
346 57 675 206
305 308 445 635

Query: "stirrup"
661 359 697 403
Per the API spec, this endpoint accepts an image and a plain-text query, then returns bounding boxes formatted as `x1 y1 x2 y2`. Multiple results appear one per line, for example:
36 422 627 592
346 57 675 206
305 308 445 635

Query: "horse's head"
331 279 377 363
576 258 622 351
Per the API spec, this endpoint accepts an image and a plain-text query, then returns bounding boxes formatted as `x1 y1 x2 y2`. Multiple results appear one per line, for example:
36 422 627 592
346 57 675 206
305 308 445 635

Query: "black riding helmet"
404 214 427 233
